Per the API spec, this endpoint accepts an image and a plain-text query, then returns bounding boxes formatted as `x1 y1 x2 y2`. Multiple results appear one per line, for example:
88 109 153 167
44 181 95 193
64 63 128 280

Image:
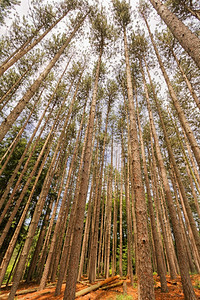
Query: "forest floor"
0 274 200 299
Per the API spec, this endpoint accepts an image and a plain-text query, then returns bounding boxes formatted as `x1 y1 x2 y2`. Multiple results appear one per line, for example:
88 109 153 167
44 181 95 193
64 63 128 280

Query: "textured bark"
63 44 103 300
144 58 200 256
54 113 92 297
119 173 123 278
144 15 200 170
123 28 155 300
78 180 93 280
144 72 196 298
148 0 200 68
104 141 113 279
174 174 200 271
88 106 111 283
112 169 117 276
0 10 71 76
136 64 168 292
169 167 197 273
38 72 84 290
0 15 86 143
7 80 79 299
148 146 177 279
121 130 134 284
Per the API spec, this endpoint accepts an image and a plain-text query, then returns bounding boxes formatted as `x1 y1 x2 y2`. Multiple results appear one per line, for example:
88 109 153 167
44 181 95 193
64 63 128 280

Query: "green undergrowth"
116 295 133 300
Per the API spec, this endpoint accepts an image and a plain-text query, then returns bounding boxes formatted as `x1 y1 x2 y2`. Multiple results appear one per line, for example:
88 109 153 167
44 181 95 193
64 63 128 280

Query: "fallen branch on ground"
75 275 120 298
100 280 123 290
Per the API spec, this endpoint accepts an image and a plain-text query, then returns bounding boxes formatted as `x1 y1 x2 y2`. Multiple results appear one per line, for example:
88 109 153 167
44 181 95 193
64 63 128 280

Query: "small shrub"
116 295 133 300
194 280 200 290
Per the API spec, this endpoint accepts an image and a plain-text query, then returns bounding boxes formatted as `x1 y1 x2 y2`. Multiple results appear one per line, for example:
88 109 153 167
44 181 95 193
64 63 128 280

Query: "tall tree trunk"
0 67 31 110
147 143 177 279
119 169 123 278
38 72 84 290
88 98 112 283
0 88 42 172
7 77 80 298
0 14 87 143
63 43 103 300
143 59 200 256
0 10 72 76
121 129 133 284
105 139 113 279
171 49 200 111
112 167 117 276
143 16 200 170
0 136 54 286
144 65 196 299
123 27 155 300
147 0 200 68
54 112 92 296
136 67 168 292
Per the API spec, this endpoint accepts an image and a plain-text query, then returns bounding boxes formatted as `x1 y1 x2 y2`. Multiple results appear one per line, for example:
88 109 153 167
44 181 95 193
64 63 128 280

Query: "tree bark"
148 0 200 68
0 14 86 143
143 15 200 170
63 43 103 300
144 68 196 298
123 27 155 300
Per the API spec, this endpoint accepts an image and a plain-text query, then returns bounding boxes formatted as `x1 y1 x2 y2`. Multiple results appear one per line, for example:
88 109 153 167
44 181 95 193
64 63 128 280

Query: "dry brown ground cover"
0 274 200 299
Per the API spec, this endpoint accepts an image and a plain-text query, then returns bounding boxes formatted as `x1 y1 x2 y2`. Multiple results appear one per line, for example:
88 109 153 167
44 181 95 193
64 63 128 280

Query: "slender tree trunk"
119 169 123 278
54 112 92 296
121 129 134 284
78 180 94 280
0 24 43 67
0 67 31 110
63 43 103 300
98 177 106 276
123 27 155 299
143 58 200 256
169 166 197 273
147 144 177 279
26 198 54 282
147 0 200 68
143 16 200 170
105 140 113 279
0 10 71 76
136 68 168 292
88 99 112 283
144 73 196 298
0 14 86 143
38 72 84 290
0 60 72 211
112 167 117 276
7 79 79 298
0 88 43 172
171 49 200 111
